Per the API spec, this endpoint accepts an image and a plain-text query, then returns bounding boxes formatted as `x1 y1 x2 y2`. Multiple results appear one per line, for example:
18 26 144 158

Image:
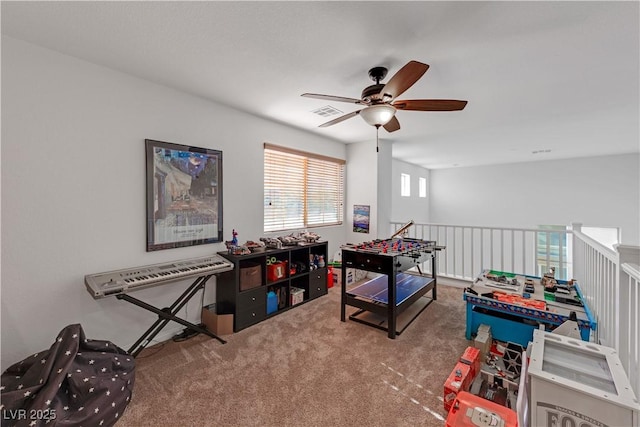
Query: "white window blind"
419 177 427 198
264 143 344 232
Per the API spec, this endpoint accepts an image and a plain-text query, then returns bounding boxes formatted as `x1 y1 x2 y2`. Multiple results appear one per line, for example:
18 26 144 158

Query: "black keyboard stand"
116 274 226 357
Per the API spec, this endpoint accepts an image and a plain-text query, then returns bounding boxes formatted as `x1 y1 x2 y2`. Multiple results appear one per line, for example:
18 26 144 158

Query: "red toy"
460 346 481 380
445 391 518 427
443 362 473 412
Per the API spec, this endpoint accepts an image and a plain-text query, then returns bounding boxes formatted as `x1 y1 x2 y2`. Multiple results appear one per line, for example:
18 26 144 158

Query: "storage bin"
239 263 262 291
290 287 304 306
267 291 278 314
528 329 640 427
445 391 517 427
327 266 334 288
267 261 286 282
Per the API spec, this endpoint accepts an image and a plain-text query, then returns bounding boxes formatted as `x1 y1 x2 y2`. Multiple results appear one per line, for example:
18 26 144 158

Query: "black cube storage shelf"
217 241 329 332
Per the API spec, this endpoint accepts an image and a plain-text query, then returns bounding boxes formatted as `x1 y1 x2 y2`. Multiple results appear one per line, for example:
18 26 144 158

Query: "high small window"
264 143 345 232
401 173 411 197
419 177 427 198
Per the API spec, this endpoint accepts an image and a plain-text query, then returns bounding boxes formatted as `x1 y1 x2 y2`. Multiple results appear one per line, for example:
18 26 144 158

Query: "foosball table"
340 237 445 339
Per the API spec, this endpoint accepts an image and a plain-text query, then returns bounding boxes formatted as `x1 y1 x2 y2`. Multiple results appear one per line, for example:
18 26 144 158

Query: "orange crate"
445 391 518 427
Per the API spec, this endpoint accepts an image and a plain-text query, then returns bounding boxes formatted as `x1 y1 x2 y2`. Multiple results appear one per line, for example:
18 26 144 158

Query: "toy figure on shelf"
541 266 558 290
300 230 320 243
260 237 283 249
225 229 249 255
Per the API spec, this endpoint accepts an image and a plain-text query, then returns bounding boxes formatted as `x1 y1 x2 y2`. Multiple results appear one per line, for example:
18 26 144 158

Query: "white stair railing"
389 222 571 280
573 221 640 396
620 262 640 398
390 221 640 396
570 223 619 347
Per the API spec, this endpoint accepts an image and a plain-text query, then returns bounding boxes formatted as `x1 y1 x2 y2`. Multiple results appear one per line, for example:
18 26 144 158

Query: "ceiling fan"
302 60 467 133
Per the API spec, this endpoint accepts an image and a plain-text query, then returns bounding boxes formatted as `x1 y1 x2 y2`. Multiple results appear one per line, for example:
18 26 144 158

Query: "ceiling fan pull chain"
376 125 380 153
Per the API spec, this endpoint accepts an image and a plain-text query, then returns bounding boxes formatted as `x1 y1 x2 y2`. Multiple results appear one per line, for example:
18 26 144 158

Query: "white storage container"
528 329 640 427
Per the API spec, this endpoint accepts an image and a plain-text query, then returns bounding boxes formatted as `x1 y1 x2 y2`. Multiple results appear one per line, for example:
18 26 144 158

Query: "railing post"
617 245 640 398
570 222 583 282
571 222 583 233
616 244 640 265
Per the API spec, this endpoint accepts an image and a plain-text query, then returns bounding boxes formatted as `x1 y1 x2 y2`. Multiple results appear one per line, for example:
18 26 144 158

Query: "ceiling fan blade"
379 61 429 100
318 110 361 127
302 93 365 105
383 116 400 133
392 99 468 111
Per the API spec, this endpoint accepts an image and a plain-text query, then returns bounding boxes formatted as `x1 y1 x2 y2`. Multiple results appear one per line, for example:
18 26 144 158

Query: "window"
419 177 427 198
536 225 569 279
264 143 344 232
401 173 411 197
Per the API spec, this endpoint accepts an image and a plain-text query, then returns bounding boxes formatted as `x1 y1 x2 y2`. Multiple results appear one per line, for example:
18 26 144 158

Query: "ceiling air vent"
311 105 343 117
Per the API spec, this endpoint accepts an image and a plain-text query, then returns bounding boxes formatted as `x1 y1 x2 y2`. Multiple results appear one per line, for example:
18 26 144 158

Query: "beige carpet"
118 283 470 427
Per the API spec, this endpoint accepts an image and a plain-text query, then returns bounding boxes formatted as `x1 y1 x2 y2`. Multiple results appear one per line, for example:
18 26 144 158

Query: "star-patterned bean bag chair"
1 324 135 427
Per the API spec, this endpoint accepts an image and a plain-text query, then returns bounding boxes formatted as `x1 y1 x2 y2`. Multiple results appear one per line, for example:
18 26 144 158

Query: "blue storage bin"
267 291 278 314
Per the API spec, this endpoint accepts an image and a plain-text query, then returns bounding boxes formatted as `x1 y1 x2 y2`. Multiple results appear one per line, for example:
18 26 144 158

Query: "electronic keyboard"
84 254 233 299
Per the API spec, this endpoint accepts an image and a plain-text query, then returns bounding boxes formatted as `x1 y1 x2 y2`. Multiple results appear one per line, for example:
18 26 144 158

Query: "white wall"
430 154 640 245
1 37 348 369
391 159 430 224
376 140 392 236
345 139 378 244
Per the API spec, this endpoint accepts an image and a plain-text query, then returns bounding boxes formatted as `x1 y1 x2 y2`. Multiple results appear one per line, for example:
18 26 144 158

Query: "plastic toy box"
444 362 473 412
445 391 518 427
528 329 639 427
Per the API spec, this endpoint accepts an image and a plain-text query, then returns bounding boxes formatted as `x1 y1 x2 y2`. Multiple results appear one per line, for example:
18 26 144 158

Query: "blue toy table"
464 270 597 347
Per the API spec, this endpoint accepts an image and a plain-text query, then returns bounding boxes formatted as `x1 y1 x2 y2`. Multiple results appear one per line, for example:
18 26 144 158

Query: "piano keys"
84 254 234 299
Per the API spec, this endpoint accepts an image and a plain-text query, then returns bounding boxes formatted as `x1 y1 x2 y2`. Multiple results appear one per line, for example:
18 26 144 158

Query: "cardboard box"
474 329 492 356
290 287 304 306
201 304 234 335
332 267 355 287
443 362 473 412
239 263 262 291
477 324 492 335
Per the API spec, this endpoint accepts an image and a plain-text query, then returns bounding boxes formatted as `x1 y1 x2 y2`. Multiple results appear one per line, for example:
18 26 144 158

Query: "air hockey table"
340 238 444 338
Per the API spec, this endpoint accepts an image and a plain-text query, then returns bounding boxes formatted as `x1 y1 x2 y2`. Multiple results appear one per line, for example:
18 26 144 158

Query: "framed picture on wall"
353 204 370 233
145 139 223 251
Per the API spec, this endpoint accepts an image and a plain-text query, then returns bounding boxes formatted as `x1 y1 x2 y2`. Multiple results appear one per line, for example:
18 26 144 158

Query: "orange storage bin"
445 391 518 427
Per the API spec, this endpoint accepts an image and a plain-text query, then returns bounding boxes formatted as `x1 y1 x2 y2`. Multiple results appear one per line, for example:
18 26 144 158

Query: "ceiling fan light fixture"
360 104 397 127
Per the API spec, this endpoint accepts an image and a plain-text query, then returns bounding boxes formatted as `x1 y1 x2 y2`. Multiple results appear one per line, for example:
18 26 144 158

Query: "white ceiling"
2 1 638 169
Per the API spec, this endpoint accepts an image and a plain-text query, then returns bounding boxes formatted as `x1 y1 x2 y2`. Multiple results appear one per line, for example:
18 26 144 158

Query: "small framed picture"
353 204 370 233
